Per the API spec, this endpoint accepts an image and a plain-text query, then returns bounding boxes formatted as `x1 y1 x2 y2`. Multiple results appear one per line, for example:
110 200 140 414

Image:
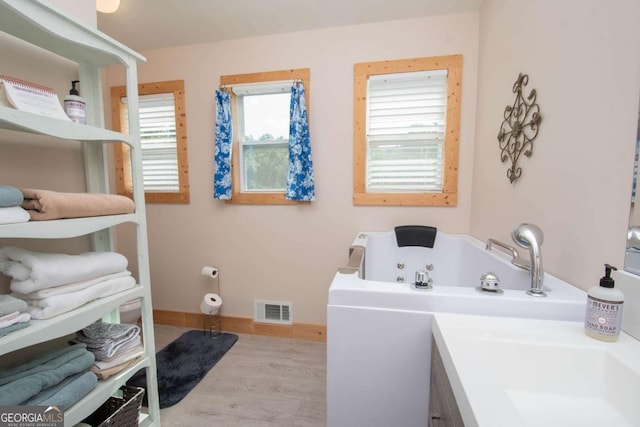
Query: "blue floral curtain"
214 90 232 199
286 82 315 201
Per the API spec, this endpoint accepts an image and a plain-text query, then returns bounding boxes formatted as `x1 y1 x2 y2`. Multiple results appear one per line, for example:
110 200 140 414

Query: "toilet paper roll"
200 293 222 315
201 266 219 278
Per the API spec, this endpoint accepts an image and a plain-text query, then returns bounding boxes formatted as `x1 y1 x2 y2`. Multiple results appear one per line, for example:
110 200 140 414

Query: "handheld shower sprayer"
512 223 546 297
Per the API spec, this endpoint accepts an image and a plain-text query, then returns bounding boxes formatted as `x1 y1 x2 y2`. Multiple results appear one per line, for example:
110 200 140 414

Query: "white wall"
49 0 97 27
471 0 640 290
104 14 480 324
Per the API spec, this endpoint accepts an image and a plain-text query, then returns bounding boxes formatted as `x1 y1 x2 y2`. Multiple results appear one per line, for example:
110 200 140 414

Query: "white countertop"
433 313 640 427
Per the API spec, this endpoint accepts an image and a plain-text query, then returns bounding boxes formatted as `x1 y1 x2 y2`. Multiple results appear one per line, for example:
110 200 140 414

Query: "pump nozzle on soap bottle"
584 263 624 342
64 80 86 124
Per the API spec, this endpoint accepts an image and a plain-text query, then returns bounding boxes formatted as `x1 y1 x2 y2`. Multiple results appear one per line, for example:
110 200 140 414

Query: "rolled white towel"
0 247 128 294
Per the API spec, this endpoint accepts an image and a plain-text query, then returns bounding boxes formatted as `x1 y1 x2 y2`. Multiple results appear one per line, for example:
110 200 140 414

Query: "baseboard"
152 309 326 342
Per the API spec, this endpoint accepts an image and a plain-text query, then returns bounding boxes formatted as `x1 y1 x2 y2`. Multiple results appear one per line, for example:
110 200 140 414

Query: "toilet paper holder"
200 293 222 339
204 310 222 339
201 265 222 339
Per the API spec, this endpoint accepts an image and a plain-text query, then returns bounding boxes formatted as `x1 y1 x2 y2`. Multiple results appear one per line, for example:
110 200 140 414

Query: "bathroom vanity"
430 336 465 427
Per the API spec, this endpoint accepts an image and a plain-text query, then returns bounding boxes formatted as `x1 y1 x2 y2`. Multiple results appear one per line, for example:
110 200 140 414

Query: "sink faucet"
512 223 546 297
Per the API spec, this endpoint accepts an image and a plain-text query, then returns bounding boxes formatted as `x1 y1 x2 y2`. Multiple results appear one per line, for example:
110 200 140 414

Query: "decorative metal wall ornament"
497 73 542 183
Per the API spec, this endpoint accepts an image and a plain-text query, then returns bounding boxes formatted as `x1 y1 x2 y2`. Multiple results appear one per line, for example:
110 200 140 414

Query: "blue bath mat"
128 330 238 408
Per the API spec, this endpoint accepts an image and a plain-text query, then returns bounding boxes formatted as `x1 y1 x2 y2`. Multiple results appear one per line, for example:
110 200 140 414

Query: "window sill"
225 192 310 205
353 192 457 206
120 191 190 204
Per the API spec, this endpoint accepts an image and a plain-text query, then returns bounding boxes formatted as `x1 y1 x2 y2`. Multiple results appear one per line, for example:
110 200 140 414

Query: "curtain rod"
219 78 302 90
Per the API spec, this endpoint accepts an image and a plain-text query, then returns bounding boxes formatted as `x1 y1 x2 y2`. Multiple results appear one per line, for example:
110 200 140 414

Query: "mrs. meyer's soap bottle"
64 80 86 124
584 264 624 342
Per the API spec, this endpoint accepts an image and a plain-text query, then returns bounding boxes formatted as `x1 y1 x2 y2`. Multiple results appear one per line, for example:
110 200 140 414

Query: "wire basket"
82 386 145 427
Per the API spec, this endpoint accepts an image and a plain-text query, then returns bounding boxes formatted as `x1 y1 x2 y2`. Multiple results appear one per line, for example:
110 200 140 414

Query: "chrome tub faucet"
512 223 546 297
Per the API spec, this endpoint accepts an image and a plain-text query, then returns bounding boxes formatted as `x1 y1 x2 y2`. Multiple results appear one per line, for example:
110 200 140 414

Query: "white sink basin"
433 313 640 427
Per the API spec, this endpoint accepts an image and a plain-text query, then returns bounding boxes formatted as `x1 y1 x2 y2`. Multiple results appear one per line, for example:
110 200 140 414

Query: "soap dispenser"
64 80 86 124
584 264 624 342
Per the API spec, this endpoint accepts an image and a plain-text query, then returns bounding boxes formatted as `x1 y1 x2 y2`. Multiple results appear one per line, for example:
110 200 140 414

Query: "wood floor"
151 324 327 426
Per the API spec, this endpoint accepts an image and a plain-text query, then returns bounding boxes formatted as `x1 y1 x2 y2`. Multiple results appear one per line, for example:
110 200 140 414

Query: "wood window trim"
220 68 310 205
110 80 190 204
353 55 462 206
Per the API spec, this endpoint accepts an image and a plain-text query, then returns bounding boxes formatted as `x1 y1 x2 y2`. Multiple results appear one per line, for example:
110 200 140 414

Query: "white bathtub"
327 230 587 427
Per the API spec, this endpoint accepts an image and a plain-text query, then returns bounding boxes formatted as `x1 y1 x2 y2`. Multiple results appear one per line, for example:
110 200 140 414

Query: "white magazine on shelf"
0 75 70 121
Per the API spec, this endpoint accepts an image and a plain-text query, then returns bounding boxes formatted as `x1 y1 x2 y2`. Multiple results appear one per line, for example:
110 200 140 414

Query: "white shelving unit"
0 0 160 426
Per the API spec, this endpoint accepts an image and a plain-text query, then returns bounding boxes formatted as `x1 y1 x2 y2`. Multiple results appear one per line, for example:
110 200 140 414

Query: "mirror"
625 104 640 275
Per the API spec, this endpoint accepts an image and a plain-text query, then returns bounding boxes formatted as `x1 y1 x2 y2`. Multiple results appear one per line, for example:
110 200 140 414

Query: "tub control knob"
415 270 433 289
480 272 500 291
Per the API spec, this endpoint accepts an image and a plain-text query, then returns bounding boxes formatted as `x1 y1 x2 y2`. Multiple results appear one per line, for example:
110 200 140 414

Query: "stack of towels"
0 185 29 225
0 294 31 336
0 185 135 223
75 322 144 380
0 246 136 319
0 344 97 409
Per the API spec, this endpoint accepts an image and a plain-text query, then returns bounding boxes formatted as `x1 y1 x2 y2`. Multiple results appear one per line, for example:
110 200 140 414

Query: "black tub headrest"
394 225 437 248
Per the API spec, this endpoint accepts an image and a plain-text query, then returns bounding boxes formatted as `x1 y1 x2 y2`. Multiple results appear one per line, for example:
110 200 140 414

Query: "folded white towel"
19 275 136 319
92 345 144 371
13 271 132 300
0 312 30 328
0 247 128 294
0 311 21 323
0 206 29 225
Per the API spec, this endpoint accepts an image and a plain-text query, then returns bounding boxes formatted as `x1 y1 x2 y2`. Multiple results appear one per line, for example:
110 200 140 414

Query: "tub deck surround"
329 271 586 320
433 313 640 427
327 230 588 427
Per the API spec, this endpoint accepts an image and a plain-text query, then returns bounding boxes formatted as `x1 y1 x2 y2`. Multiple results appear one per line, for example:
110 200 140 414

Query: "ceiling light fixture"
96 0 120 14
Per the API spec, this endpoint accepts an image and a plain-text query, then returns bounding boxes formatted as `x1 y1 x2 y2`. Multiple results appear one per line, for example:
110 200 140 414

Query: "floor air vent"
254 299 293 325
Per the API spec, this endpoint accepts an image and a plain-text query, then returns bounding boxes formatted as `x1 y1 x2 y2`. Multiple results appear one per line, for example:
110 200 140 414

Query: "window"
239 89 290 192
111 80 190 204
353 55 462 206
220 68 310 204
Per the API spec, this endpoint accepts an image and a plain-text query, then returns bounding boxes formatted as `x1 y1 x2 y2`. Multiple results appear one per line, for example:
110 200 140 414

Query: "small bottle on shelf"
64 80 86 124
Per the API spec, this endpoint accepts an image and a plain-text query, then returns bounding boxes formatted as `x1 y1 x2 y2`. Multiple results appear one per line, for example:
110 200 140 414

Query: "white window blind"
366 69 448 193
123 93 179 192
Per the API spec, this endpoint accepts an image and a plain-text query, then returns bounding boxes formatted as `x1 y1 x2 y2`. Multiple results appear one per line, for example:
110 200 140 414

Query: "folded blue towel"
0 344 88 386
23 371 97 409
0 186 23 207
0 320 29 336
0 348 94 405
0 295 28 317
